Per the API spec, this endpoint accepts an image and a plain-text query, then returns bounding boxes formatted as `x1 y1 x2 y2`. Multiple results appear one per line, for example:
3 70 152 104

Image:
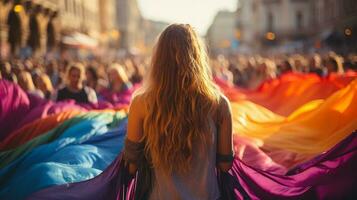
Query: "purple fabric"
28 132 357 200
0 81 131 142
17 98 85 131
99 88 133 105
0 80 86 141
98 84 140 106
233 136 288 175
0 80 30 141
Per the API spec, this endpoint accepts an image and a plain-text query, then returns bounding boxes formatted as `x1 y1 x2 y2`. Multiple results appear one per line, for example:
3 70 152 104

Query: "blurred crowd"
1 52 356 104
212 52 357 89
0 56 147 104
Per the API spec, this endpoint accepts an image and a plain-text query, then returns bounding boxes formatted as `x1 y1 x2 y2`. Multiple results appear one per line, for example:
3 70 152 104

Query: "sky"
137 0 238 35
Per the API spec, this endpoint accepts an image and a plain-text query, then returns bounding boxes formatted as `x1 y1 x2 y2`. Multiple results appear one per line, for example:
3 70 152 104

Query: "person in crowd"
23 59 34 72
343 55 357 71
11 61 25 77
277 59 295 75
17 71 44 97
248 59 275 89
214 55 234 85
124 24 233 199
36 73 54 99
228 63 245 86
324 55 344 74
45 60 60 87
98 63 133 103
54 63 97 104
94 63 110 92
244 57 258 85
108 64 133 93
123 59 136 79
129 60 145 84
292 55 309 73
85 66 99 91
309 54 327 76
0 62 17 82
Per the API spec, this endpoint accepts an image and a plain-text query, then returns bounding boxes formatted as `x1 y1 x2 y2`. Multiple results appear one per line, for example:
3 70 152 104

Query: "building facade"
98 0 119 48
236 0 357 53
237 0 315 53
0 0 14 57
115 0 144 53
206 10 237 55
1 0 59 58
142 19 168 53
0 0 107 58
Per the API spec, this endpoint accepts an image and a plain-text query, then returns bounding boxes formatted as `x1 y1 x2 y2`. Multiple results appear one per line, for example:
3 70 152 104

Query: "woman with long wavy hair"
124 24 233 200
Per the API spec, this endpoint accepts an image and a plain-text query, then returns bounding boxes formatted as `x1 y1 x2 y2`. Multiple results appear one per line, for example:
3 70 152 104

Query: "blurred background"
0 0 356 60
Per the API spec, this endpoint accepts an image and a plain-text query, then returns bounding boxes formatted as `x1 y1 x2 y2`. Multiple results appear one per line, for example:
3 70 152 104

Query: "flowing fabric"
0 110 82 151
0 80 31 141
0 112 127 199
0 111 125 168
28 132 357 200
99 84 139 105
219 73 357 116
0 80 85 141
0 80 133 143
232 79 357 155
0 74 356 199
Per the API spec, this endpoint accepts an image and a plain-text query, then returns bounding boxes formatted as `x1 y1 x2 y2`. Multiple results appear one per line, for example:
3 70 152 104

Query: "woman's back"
124 24 233 200
149 117 220 200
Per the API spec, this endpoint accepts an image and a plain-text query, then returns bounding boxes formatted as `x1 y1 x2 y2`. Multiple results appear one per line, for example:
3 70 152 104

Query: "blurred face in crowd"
85 67 98 89
68 68 82 89
108 68 120 85
37 73 53 94
18 71 35 91
309 55 321 69
37 77 47 92
324 55 343 74
86 69 96 83
108 66 128 86
294 59 303 72
86 70 93 81
0 62 11 75
326 61 336 73
24 60 33 71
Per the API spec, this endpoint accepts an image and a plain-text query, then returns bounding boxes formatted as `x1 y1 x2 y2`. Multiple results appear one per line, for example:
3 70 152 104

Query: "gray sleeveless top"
149 118 220 200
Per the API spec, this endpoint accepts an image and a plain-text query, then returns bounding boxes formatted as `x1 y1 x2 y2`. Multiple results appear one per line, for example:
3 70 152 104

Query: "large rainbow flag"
0 72 356 199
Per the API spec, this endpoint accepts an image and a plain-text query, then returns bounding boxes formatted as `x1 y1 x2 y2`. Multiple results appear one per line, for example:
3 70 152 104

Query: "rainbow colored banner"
0 72 356 199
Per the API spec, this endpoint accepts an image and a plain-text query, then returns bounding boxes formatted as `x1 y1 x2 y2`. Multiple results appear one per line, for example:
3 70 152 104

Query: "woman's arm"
125 95 145 174
216 95 234 172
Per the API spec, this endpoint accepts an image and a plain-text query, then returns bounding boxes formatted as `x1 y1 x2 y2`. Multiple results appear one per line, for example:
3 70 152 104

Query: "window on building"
296 11 303 30
267 12 274 31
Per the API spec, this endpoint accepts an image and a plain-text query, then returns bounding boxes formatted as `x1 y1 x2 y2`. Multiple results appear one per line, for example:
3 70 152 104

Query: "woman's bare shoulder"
129 93 147 116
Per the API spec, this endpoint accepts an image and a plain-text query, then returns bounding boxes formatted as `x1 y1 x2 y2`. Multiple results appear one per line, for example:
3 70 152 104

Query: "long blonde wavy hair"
140 24 221 175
